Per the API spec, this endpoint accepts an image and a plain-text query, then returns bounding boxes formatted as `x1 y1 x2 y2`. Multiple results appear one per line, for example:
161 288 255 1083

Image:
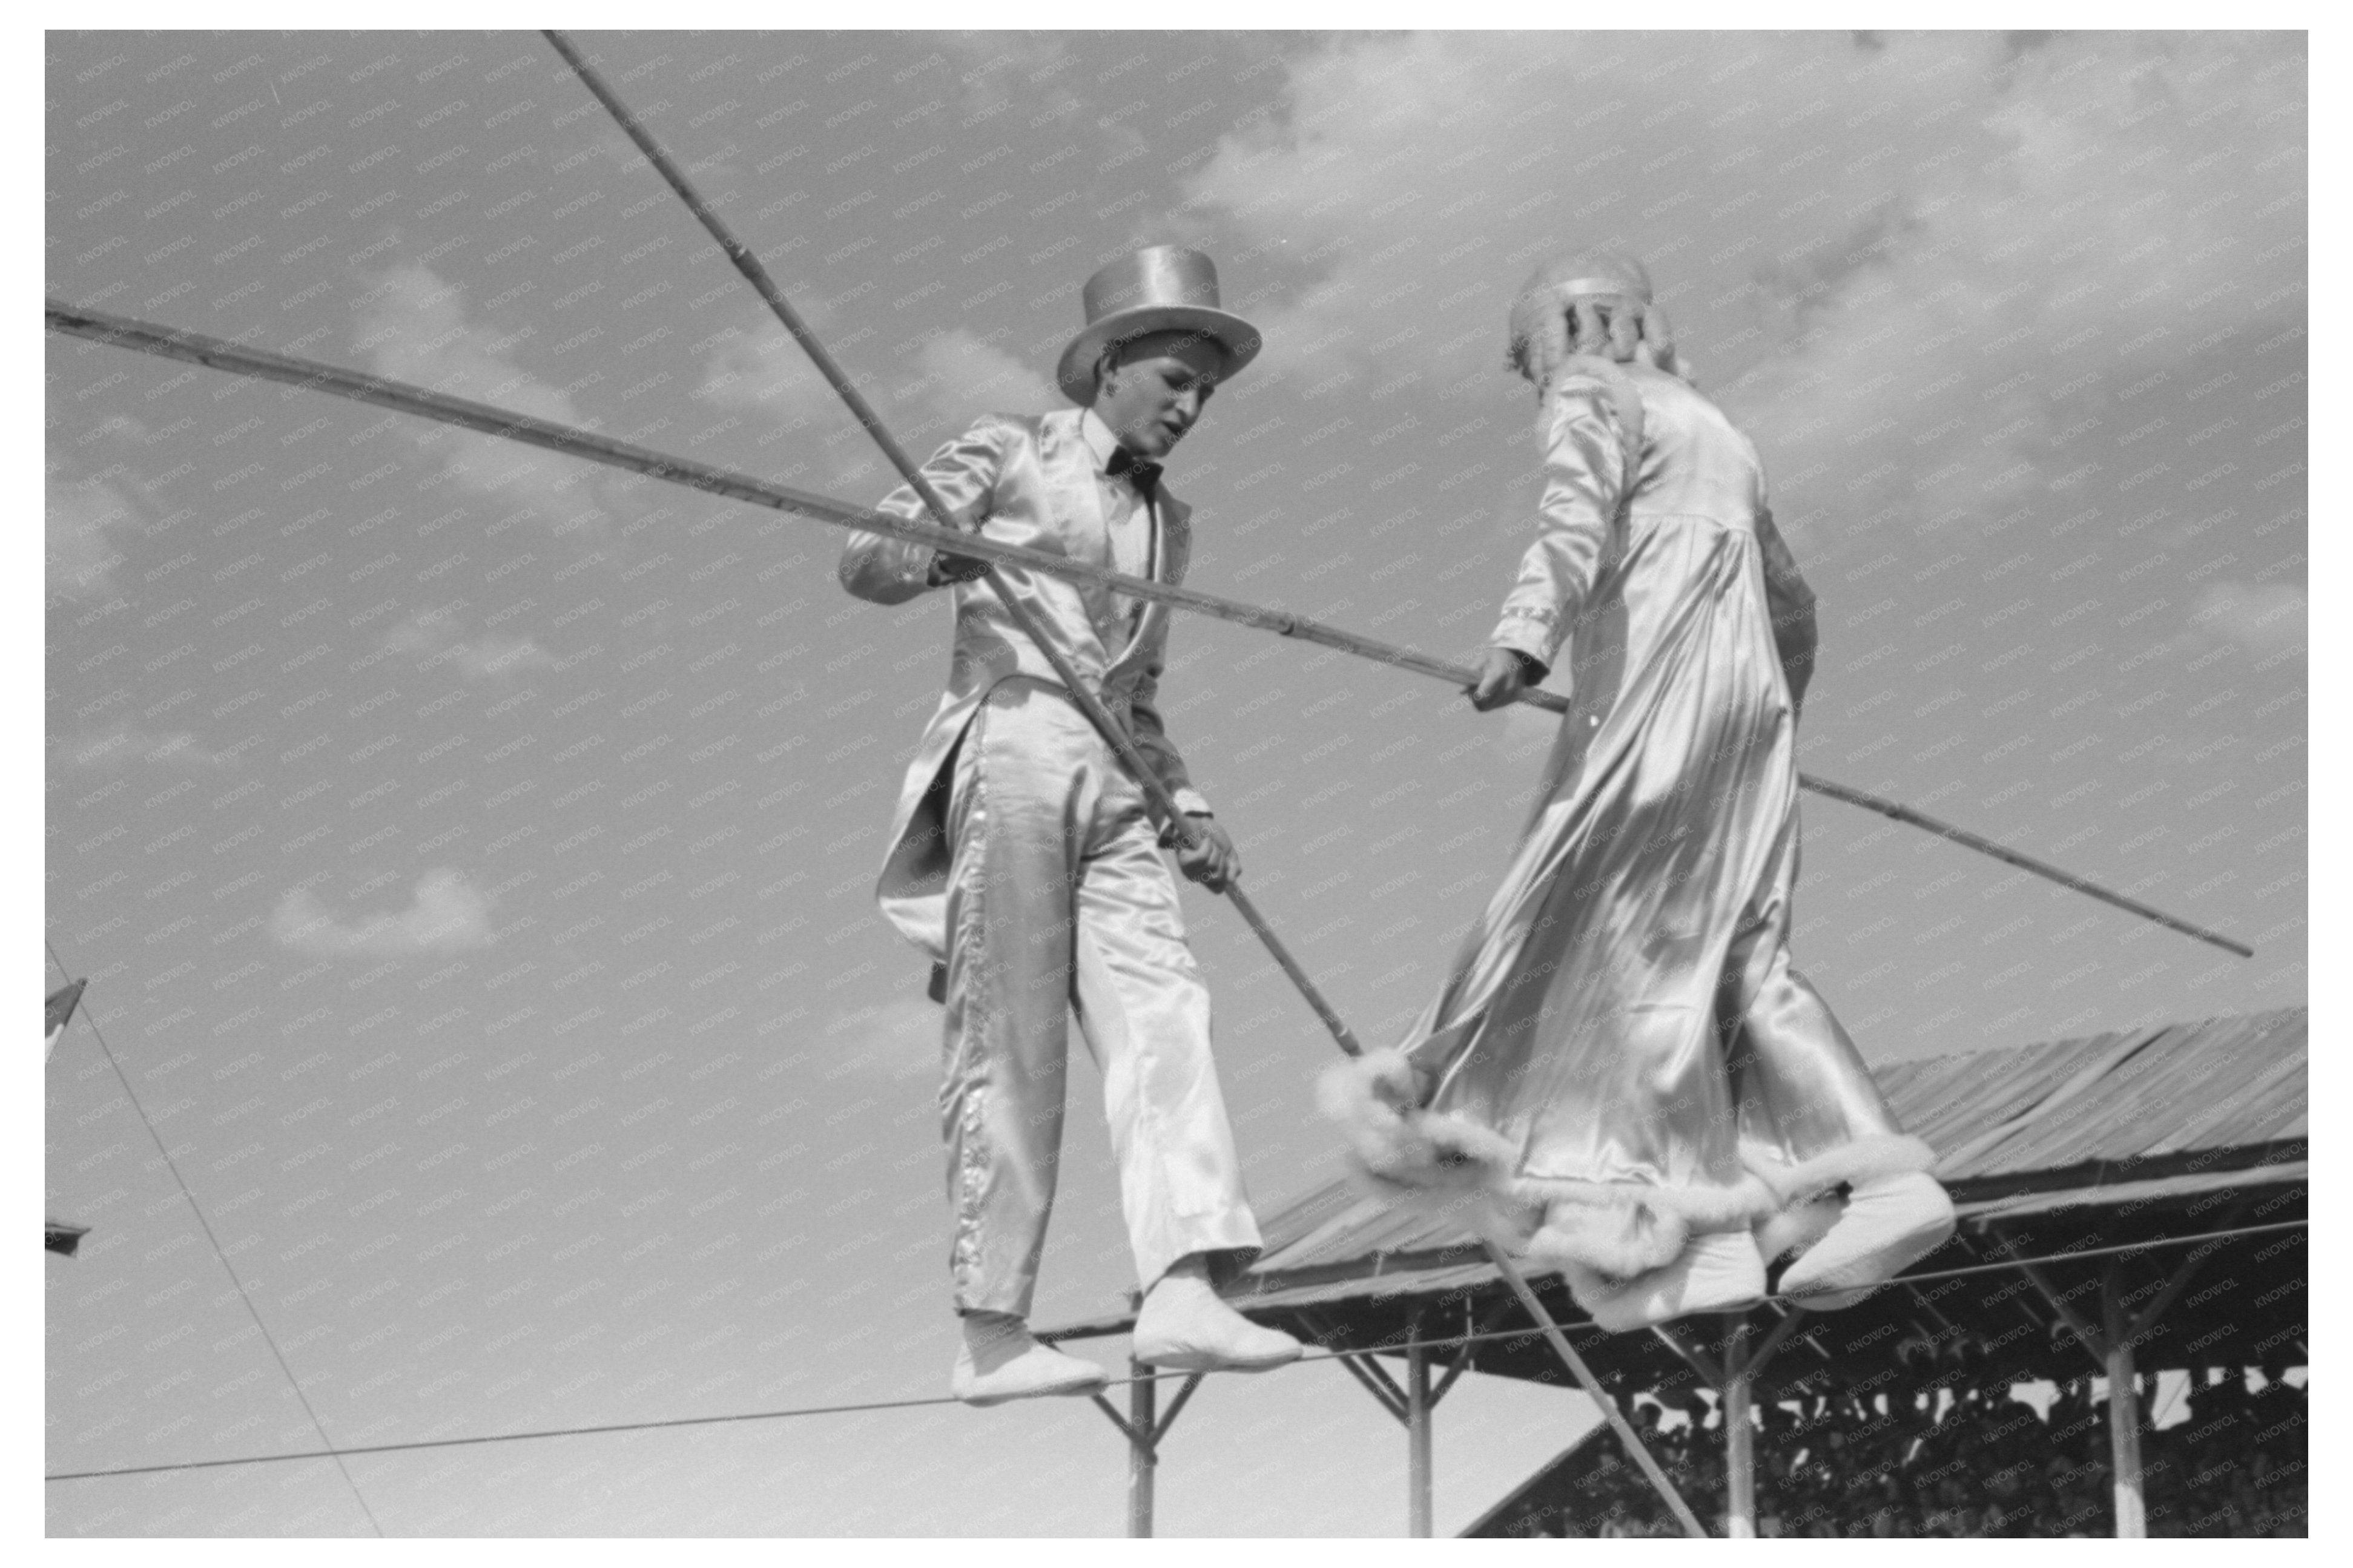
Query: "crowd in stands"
1494 1363 2306 1538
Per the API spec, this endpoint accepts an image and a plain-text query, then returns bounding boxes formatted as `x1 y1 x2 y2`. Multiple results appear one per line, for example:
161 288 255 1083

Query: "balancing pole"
1795 775 2249 957
544 39 1726 1534
538 33 1361 1055
538 29 2252 968
42 296 2253 970
1482 1239 1710 1537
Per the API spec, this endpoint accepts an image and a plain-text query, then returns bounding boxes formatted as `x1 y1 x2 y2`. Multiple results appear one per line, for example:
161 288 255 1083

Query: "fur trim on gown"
1319 1051 1936 1281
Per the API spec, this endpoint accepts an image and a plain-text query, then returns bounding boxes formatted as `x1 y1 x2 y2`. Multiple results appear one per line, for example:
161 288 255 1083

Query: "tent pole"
1723 1316 1756 1539
2101 1276 2147 1539
1407 1316 1434 1538
1127 1355 1157 1538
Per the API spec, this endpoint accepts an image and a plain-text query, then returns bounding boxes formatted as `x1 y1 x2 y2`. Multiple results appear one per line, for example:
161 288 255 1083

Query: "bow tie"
1107 446 1163 501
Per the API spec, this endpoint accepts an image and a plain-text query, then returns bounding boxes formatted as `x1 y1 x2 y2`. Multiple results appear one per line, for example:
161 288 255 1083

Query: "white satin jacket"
838 407 1210 958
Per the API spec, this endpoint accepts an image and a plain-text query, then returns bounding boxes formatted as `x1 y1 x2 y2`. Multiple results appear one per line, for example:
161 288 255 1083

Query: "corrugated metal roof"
1877 1008 2306 1176
1247 1007 2305 1279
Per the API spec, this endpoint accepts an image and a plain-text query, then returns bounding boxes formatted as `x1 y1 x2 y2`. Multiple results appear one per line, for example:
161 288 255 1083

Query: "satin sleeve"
1129 650 1210 820
1488 374 1632 673
836 418 1008 605
1751 502 1819 714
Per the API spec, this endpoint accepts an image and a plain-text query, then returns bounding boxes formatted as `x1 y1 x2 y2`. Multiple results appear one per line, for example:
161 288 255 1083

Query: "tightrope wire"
45 941 385 1535
47 1216 2300 1485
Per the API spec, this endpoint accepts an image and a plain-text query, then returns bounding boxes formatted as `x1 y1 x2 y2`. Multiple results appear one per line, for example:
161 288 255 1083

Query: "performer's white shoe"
1568 1230 1767 1333
1133 1268 1302 1373
1777 1171 1956 1309
951 1313 1109 1407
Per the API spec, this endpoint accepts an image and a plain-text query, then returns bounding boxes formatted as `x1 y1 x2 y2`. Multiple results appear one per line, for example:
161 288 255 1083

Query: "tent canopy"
1041 1010 2306 1396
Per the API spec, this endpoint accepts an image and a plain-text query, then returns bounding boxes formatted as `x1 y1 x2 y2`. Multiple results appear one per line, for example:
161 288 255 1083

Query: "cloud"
904 329 1060 434
46 475 137 601
2193 581 2305 660
353 264 609 535
1183 32 2305 548
698 324 1056 494
271 869 495 958
383 607 559 681
943 33 1083 130
819 996 941 1084
56 724 236 771
698 317 879 492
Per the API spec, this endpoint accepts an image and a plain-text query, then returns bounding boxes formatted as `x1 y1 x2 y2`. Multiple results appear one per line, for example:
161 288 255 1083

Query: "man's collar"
1077 407 1123 473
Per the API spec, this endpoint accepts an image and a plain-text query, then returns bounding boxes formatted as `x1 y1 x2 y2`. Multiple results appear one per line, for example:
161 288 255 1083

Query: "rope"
44 1215 2302 1485
1841 1217 2305 1293
44 944 384 1535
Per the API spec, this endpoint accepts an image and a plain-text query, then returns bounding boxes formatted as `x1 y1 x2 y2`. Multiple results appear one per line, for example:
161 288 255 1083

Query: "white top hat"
1056 246 1262 406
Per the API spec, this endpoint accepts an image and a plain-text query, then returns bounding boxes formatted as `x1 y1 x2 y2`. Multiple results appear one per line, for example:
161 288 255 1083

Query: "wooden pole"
2102 1277 2148 1538
45 298 2254 963
1407 1321 1434 1538
1481 1240 1709 1538
1722 1316 1756 1539
1797 776 2251 957
1129 1356 1157 1538
530 39 1367 1056
539 41 1363 1055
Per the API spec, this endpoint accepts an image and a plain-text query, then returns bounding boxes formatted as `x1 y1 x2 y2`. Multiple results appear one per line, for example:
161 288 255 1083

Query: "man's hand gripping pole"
540 31 1364 1058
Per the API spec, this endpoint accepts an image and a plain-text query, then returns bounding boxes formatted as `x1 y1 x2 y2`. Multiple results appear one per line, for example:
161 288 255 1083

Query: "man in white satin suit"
839 246 1301 1406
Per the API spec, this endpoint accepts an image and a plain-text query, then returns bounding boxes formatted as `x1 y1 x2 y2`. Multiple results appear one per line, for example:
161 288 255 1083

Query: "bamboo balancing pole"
538 33 1364 1054
44 298 2251 964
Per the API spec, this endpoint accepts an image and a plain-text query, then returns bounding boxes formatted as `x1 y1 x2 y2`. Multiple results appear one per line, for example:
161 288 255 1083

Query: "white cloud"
699 323 1056 496
905 329 1060 433
383 607 558 681
819 996 942 1084
271 869 495 958
1183 32 2305 548
46 476 137 601
943 33 1083 130
56 724 235 771
2193 582 2305 660
353 264 609 535
698 317 879 492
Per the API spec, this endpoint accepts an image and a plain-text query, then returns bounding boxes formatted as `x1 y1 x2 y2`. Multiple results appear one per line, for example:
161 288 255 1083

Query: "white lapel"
1043 410 1113 575
1108 491 1176 674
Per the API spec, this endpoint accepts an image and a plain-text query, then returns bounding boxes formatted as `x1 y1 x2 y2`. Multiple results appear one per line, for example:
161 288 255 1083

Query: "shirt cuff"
1489 615 1557 674
1172 786 1212 818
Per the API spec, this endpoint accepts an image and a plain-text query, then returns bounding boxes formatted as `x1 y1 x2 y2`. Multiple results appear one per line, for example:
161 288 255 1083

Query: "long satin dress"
1393 358 1930 1281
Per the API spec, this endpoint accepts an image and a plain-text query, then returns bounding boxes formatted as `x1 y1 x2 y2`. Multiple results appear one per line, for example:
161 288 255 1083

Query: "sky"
42 27 2305 1538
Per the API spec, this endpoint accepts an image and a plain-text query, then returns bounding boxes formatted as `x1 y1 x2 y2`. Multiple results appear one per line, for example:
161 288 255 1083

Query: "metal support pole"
1129 1356 1157 1538
1722 1316 1756 1539
1407 1322 1433 1538
2102 1278 2147 1539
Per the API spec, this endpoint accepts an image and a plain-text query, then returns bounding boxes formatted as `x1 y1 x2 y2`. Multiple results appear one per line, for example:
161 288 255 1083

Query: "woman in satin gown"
1326 255 1953 1329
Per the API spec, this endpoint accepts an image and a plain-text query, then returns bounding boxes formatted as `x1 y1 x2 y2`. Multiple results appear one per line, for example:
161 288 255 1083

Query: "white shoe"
1132 1271 1302 1372
950 1314 1109 1407
1568 1230 1767 1333
1778 1171 1955 1309
1754 1193 1845 1267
